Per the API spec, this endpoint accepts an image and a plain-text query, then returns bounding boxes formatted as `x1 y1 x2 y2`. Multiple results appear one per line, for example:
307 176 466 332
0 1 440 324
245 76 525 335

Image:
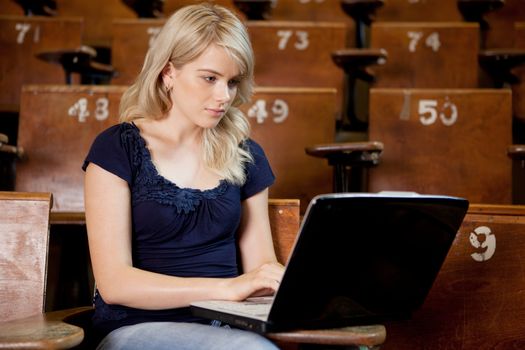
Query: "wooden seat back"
247 21 347 88
268 199 300 264
368 88 512 204
0 16 83 110
370 23 479 88
239 87 336 212
0 191 52 322
483 0 525 49
383 204 525 349
17 85 334 214
16 85 125 212
269 0 349 22
55 0 134 48
111 20 347 100
111 18 164 85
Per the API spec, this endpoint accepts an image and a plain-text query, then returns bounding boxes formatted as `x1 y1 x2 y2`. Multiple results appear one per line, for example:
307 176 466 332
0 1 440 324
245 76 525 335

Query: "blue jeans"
96 321 280 350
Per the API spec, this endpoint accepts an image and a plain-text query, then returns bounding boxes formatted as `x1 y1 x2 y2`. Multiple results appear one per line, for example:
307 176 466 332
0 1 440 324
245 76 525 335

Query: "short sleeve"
82 124 134 185
241 139 275 200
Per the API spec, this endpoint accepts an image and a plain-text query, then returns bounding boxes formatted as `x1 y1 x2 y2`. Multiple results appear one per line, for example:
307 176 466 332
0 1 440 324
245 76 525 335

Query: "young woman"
83 3 283 349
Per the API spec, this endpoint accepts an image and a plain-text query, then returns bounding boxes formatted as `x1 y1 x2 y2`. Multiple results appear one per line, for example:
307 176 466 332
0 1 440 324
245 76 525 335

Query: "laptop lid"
191 192 469 332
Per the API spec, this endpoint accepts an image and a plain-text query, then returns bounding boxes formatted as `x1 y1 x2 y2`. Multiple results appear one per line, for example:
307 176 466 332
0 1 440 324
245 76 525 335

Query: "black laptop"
190 192 469 333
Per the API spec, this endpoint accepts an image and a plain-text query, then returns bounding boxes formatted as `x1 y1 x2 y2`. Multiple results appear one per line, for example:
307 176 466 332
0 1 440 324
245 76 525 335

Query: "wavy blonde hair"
119 3 254 185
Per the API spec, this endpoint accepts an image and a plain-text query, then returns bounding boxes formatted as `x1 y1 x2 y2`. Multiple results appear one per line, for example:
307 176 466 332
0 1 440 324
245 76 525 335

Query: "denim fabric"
96 322 280 350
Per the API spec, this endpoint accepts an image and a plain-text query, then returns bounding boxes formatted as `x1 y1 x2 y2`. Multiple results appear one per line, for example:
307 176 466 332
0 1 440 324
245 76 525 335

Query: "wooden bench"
382 203 525 349
370 22 479 88
0 16 83 111
0 195 387 349
368 88 512 204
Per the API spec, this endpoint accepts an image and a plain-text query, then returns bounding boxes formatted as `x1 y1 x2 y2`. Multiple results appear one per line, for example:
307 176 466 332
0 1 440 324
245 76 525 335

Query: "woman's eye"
204 76 216 83
228 79 240 88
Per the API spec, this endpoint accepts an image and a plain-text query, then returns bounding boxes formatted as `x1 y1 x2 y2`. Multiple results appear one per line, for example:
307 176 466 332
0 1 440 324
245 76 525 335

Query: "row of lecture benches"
2 0 525 348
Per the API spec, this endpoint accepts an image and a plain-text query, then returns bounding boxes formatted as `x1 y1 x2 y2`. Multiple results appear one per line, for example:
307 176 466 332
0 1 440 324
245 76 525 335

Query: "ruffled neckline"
120 122 228 214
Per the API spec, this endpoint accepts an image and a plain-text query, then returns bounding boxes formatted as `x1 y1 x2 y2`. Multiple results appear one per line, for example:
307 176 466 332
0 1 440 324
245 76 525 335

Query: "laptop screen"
268 193 469 329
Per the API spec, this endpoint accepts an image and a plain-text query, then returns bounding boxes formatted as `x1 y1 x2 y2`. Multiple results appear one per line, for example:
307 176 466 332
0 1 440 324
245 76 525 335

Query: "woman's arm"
235 188 285 295
85 163 280 309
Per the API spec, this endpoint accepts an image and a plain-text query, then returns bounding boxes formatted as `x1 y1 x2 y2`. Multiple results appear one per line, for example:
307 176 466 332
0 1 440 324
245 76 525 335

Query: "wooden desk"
0 309 87 350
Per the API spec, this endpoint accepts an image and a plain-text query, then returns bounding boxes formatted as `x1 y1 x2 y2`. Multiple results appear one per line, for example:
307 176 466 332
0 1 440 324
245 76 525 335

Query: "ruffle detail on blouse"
119 122 228 214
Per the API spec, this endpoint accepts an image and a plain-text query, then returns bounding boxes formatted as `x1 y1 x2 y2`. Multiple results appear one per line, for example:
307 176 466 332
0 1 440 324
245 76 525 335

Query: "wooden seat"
0 191 86 349
367 88 512 204
0 197 386 350
0 191 50 318
0 15 83 111
370 22 479 88
382 203 525 348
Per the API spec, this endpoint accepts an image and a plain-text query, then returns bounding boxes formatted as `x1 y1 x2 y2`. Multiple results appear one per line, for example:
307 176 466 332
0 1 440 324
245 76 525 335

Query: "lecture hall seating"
15 85 335 214
0 15 83 111
367 88 512 204
382 204 525 349
370 22 479 88
0 195 387 350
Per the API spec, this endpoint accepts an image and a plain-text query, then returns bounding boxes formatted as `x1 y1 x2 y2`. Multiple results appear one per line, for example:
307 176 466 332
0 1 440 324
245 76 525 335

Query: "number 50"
418 99 458 126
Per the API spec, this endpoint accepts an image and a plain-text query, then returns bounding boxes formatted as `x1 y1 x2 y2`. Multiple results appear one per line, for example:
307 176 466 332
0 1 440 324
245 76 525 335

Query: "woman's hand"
222 262 285 301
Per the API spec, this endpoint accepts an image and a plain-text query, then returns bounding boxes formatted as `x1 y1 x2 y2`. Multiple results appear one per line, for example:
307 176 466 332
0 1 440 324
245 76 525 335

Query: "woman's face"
165 43 242 129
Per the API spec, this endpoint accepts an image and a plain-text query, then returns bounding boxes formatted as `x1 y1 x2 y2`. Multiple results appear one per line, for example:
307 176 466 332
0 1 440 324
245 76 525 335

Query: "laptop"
190 192 469 333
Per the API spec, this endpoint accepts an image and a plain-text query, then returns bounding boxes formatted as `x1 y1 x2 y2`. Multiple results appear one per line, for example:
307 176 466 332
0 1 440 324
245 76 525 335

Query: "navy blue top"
82 122 275 335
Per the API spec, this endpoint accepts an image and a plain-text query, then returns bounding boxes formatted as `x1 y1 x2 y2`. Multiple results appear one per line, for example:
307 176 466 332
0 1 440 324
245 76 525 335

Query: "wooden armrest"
340 0 385 24
508 145 525 160
12 0 58 16
267 324 386 347
122 0 164 18
479 48 525 85
0 307 92 349
0 133 8 144
0 144 24 158
332 48 387 81
457 0 505 24
233 0 273 20
306 141 383 166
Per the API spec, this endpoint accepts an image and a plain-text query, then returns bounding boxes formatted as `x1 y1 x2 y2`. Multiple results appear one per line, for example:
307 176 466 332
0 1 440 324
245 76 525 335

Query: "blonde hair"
119 3 254 185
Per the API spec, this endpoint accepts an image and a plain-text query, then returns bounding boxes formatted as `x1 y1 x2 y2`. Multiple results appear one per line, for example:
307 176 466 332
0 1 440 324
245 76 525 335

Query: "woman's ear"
161 62 175 91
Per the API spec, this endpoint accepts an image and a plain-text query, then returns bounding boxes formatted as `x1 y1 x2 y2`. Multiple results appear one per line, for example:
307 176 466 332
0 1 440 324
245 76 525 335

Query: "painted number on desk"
418 98 457 126
68 97 109 122
248 99 289 124
15 23 40 44
469 226 496 262
147 27 162 48
277 30 309 50
407 31 441 52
